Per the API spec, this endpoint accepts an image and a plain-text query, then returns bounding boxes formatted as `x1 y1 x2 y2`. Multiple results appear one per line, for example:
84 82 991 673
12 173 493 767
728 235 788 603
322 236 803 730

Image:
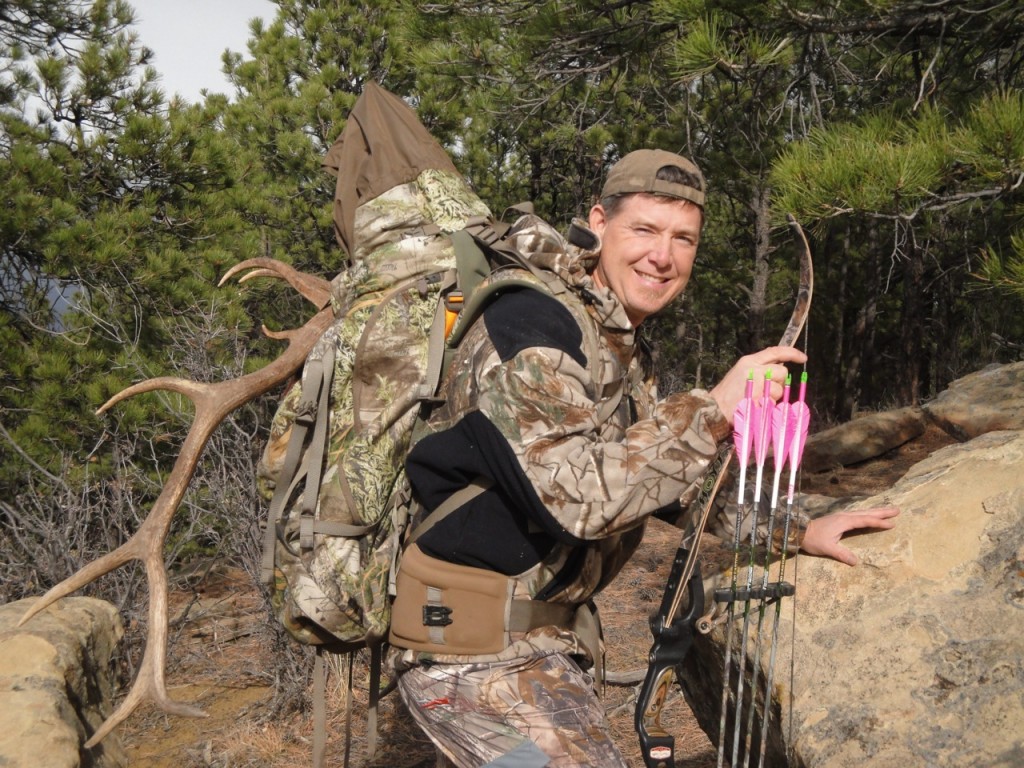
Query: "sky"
129 0 276 102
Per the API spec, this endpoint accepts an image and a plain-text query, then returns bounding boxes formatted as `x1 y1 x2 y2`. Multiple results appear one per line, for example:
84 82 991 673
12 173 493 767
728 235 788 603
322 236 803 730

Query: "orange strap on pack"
443 291 464 339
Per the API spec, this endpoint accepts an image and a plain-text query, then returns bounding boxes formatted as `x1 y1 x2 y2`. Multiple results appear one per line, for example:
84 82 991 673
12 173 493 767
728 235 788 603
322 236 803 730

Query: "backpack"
255 84 608 767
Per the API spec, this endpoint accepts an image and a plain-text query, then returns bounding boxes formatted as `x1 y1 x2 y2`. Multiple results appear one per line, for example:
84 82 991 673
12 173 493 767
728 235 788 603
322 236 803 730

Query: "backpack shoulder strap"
446 222 624 421
418 225 555 402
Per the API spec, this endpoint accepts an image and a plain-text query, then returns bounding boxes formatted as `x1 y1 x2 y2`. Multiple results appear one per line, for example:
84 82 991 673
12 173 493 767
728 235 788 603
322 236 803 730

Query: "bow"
635 215 813 768
718 369 811 767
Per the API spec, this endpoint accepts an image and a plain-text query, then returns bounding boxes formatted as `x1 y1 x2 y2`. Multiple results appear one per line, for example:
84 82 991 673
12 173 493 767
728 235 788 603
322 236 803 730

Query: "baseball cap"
601 149 706 208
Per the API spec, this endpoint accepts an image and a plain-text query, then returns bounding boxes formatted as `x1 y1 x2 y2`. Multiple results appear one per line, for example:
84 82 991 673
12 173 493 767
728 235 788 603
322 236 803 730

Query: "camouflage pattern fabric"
258 167 491 647
398 650 628 768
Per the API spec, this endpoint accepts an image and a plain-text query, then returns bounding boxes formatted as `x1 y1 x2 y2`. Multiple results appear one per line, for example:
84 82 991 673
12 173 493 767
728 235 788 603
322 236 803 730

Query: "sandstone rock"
923 361 1024 440
683 429 1024 767
0 597 126 768
801 406 928 473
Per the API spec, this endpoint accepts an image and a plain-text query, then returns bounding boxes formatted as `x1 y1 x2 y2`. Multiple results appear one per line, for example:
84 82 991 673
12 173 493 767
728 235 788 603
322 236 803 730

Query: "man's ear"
588 203 607 235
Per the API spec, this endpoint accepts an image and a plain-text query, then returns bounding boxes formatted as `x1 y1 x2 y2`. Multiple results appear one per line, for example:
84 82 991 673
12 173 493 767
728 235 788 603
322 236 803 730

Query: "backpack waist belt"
390 543 598 662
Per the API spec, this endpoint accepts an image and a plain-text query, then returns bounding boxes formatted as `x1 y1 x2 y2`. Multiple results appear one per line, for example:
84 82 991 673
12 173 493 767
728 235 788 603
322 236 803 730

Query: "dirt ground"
119 538 717 768
117 424 956 767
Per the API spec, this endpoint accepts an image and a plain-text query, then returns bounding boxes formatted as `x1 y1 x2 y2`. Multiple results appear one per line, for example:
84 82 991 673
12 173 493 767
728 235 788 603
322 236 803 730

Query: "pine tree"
759 1 1024 407
0 0 271 600
218 0 419 279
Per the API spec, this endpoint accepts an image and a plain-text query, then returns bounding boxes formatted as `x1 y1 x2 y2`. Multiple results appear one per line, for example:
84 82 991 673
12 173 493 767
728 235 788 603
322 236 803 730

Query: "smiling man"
589 151 704 327
388 149 899 767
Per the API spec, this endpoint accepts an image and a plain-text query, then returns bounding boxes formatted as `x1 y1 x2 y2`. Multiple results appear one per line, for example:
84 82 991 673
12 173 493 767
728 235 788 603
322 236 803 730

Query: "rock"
801 406 928 472
923 361 1024 440
799 362 1024 472
0 597 126 768
682 429 1024 767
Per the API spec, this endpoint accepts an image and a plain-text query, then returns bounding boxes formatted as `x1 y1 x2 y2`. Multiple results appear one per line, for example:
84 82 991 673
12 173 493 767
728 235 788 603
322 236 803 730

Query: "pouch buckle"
422 605 453 627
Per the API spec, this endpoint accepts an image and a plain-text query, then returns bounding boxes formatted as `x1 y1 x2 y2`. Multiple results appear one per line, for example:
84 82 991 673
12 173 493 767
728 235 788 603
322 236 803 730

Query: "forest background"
2 0 1023 720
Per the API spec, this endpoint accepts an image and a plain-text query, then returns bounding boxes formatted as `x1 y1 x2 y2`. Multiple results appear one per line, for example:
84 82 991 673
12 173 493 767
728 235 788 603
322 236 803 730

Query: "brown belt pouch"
389 543 513 655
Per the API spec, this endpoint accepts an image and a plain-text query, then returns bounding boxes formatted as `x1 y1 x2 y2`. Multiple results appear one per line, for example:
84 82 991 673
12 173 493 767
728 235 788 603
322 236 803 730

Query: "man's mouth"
634 270 671 285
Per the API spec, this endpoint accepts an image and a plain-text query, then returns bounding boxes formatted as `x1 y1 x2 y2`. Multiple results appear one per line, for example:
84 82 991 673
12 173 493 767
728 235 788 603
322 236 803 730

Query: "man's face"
588 193 702 327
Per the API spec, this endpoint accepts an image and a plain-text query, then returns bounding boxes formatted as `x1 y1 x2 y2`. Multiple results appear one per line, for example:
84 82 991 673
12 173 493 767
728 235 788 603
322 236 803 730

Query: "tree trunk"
898 223 926 405
831 224 850 417
747 185 772 351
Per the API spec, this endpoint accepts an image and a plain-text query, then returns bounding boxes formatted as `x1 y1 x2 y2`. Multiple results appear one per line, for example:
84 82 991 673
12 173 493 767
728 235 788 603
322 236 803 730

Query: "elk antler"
19 259 333 747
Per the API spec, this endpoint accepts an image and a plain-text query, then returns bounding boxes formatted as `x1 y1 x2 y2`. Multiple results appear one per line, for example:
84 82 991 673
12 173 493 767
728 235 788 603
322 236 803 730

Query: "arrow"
756 372 810 767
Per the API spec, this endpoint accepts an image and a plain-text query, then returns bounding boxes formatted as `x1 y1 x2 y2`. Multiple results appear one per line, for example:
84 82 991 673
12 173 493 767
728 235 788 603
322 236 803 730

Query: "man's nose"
647 235 674 266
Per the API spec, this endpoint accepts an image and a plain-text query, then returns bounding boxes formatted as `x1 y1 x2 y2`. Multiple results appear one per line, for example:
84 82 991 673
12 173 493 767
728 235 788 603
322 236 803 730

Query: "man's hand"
801 505 901 565
710 346 808 423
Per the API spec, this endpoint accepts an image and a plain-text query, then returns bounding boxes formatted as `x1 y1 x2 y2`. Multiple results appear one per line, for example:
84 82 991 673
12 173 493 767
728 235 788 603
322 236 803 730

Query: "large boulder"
923 361 1024 440
682 429 1024 767
801 361 1024 472
801 406 928 473
0 597 126 768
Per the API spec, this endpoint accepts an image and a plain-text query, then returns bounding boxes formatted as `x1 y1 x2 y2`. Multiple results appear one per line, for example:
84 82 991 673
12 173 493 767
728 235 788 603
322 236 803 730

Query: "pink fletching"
786 401 810 469
772 381 792 468
733 400 752 463
732 376 755 465
753 375 774 467
783 374 811 498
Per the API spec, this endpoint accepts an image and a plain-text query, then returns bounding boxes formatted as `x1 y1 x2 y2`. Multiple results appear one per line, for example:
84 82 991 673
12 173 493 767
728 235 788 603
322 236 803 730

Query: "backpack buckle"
444 290 464 313
422 604 453 627
443 291 464 339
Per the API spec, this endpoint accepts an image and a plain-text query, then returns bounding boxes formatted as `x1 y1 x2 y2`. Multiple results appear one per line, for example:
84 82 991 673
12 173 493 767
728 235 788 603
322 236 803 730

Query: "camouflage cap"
601 149 706 208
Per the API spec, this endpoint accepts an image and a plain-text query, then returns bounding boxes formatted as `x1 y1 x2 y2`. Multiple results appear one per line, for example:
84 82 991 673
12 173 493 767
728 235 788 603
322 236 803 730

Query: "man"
388 149 899 767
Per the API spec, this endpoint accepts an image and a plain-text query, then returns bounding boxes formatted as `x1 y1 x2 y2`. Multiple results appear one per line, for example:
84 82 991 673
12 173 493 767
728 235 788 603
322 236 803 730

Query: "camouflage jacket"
391 214 812 670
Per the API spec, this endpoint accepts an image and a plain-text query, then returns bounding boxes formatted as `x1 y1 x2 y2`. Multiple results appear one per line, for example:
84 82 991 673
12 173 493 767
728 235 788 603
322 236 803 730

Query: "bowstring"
784 317 810 764
754 296 811 768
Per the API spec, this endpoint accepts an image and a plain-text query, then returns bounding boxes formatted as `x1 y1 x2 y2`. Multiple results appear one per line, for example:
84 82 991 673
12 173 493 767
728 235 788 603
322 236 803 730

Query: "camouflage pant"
397 651 628 767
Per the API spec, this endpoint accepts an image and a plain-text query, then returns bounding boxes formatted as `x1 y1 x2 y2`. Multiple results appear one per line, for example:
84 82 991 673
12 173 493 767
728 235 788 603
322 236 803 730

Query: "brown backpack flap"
390 543 513 655
390 544 598 669
323 82 459 258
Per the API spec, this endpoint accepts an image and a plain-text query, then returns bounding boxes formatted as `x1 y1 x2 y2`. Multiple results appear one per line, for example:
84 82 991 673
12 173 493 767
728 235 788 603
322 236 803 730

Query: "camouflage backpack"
255 84 606 765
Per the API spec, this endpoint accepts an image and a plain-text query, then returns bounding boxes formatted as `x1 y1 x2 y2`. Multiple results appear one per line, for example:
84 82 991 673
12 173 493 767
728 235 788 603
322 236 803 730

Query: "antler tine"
220 257 332 309
19 304 335 745
86 544 207 747
261 324 312 343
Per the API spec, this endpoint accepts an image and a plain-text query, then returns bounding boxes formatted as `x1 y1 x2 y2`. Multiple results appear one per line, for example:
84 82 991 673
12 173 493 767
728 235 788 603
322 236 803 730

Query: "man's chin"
631 289 682 320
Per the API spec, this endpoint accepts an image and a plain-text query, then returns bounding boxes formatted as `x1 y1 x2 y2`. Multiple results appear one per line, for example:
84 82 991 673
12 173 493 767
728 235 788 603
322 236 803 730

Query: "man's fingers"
802 506 900 566
846 505 901 530
834 545 859 567
752 346 808 365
